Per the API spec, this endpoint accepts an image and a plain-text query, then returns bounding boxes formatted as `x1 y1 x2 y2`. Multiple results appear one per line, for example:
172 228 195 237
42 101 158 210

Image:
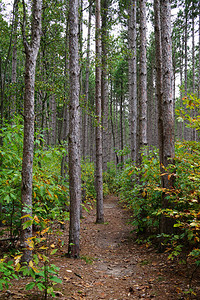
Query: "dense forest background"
1 0 200 298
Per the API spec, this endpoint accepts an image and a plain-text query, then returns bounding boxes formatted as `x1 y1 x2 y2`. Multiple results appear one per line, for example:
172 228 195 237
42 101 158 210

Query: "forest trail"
1 195 199 299
54 195 193 300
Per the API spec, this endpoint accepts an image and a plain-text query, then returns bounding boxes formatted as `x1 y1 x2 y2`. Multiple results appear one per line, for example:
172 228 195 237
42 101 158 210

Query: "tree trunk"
0 0 18 146
154 0 163 164
139 0 148 163
120 83 124 166
184 2 190 140
95 0 104 224
21 0 42 263
83 2 92 159
11 0 19 117
49 95 57 145
192 4 196 141
101 0 109 172
128 0 137 163
68 0 81 258
180 35 184 140
198 2 200 100
160 0 175 235
147 55 156 147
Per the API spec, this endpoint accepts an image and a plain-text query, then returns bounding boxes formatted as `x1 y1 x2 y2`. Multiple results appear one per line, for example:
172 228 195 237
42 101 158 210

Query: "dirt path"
1 195 200 299
54 195 200 300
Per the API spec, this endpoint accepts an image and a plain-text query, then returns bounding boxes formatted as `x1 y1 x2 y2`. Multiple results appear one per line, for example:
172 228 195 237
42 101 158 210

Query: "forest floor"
1 195 200 299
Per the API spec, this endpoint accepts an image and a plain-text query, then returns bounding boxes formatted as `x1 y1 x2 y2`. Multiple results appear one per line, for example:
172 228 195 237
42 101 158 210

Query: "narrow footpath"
2 195 199 299
55 195 200 300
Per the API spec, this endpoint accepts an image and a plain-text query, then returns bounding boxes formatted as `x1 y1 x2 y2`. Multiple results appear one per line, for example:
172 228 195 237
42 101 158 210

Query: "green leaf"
50 276 62 284
36 282 45 291
26 282 35 290
22 220 33 229
50 249 58 255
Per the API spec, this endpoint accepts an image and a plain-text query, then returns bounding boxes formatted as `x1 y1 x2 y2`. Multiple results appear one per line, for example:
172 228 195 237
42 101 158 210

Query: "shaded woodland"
0 0 200 298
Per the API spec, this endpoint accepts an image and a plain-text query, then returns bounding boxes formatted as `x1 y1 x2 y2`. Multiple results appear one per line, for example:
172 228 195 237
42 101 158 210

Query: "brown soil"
0 195 200 299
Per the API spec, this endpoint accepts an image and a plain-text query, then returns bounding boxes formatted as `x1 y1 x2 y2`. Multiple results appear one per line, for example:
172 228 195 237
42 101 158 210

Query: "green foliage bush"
81 159 96 201
116 148 161 234
115 142 200 272
103 162 118 195
0 117 70 236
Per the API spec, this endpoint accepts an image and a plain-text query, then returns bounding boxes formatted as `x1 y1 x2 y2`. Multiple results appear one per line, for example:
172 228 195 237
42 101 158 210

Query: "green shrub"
116 147 161 233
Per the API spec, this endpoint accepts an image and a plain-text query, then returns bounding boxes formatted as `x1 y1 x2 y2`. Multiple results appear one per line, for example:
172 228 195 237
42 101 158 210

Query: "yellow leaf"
41 227 49 236
29 261 39 273
15 263 21 272
47 189 52 198
34 215 40 223
33 192 36 198
39 246 48 250
32 266 40 273
128 170 134 176
142 190 147 197
14 254 22 266
161 173 168 177
29 260 34 268
50 244 55 248
26 239 34 250
37 253 43 260
21 214 32 219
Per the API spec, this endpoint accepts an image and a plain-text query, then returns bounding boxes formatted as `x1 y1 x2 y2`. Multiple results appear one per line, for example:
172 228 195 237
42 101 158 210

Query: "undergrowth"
114 141 200 294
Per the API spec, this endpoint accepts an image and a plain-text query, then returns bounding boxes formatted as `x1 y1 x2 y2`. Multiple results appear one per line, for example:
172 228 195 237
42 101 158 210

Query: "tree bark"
101 0 109 172
184 1 190 140
11 0 19 117
198 2 200 99
95 0 104 224
120 84 124 166
192 3 196 141
160 0 175 235
180 35 184 140
83 1 92 159
128 0 137 163
21 0 42 263
154 0 163 165
68 0 81 258
49 94 57 145
139 0 148 164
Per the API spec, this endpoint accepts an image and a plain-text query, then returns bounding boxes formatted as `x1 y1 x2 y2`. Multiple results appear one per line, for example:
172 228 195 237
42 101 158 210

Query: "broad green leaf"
26 282 35 290
50 276 62 284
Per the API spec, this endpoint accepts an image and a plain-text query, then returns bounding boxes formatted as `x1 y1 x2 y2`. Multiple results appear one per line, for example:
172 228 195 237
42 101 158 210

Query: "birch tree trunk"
95 0 104 224
21 0 42 263
139 0 148 163
68 0 81 258
128 0 137 163
160 0 175 235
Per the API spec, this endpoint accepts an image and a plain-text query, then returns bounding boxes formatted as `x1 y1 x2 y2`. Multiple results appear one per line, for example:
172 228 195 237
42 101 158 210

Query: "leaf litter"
0 195 200 299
